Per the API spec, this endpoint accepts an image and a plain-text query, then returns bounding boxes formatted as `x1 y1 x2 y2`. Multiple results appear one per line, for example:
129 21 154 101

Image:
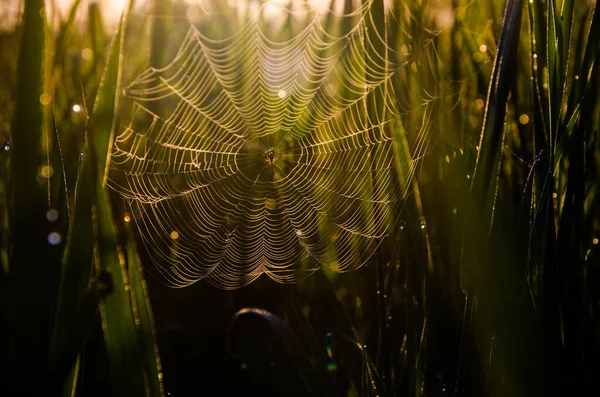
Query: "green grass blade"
127 231 165 397
471 0 524 230
390 112 432 397
50 271 112 391
54 0 82 67
52 4 161 395
7 0 49 388
87 13 155 396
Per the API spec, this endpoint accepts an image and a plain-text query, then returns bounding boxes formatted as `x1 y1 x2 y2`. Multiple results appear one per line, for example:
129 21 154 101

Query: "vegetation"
0 0 599 396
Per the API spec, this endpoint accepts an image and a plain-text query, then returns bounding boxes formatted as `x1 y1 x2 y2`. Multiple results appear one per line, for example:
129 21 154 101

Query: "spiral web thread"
109 0 432 289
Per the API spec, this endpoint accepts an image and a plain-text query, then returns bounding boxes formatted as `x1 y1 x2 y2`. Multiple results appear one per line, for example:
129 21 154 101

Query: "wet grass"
1 0 599 396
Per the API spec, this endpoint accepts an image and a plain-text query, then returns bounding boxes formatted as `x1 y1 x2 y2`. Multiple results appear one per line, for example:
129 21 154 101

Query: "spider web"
109 0 430 289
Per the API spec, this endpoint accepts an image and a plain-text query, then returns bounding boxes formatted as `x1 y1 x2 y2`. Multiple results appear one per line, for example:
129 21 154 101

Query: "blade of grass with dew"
49 111 96 395
87 10 161 396
52 1 162 393
6 0 49 391
126 230 165 397
50 270 113 392
470 0 523 230
48 9 119 393
390 112 432 397
463 1 553 396
555 2 599 393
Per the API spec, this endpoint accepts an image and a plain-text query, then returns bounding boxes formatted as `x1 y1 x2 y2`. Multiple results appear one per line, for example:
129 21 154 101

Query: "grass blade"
6 0 49 391
127 231 165 397
471 0 524 227
87 12 155 396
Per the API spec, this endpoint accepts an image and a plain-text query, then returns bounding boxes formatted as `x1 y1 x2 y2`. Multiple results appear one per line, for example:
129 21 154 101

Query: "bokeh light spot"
48 232 62 245
39 93 51 105
46 209 59 222
81 48 93 60
41 165 54 179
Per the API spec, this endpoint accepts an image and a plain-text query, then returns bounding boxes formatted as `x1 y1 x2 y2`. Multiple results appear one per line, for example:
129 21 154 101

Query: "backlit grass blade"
126 230 165 397
390 112 432 397
54 0 82 68
7 0 49 390
87 11 159 396
471 0 523 230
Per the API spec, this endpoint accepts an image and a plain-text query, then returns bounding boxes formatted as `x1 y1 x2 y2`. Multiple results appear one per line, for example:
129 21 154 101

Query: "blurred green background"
1 0 599 396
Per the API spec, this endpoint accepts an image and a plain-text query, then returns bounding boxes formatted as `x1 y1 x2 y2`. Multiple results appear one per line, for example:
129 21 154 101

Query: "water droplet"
593 238 598 245
124 214 131 223
533 53 538 59
479 44 487 53
46 209 59 222
2 140 10 152
296 229 303 237
277 89 286 98
48 232 62 245
420 221 426 230
399 221 406 231
72 104 82 113
170 231 179 240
